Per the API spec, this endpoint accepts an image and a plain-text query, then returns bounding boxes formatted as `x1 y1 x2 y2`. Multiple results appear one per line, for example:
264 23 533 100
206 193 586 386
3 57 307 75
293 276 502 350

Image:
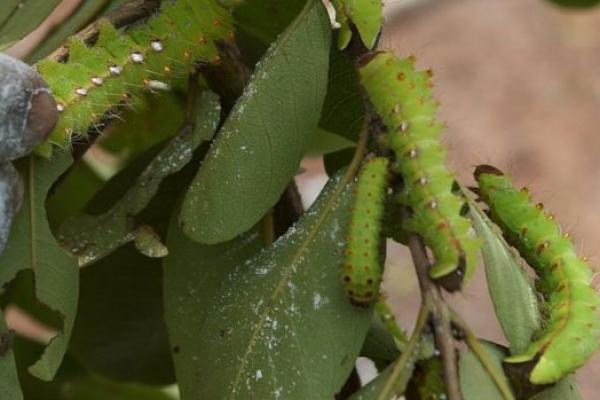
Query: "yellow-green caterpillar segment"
474 165 600 384
36 0 233 147
359 51 480 291
343 157 390 306
332 0 383 50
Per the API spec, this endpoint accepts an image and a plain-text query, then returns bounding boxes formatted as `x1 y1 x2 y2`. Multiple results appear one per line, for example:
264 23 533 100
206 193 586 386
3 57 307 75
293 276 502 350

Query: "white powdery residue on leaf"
313 292 329 310
255 369 263 381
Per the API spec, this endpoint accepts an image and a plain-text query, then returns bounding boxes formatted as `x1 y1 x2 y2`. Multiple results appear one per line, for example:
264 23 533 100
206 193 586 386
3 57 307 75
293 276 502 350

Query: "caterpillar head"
473 164 504 180
0 53 58 161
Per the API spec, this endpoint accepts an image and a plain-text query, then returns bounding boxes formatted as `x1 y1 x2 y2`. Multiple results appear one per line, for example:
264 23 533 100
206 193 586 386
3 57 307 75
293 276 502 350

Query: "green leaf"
185 171 371 399
0 151 78 381
459 341 510 400
233 0 306 65
180 0 331 244
0 309 22 400
347 333 434 400
319 43 364 142
0 0 60 50
163 222 263 399
324 147 356 176
26 0 113 63
360 318 401 366
58 92 221 265
68 244 175 385
547 0 600 7
99 91 187 164
13 336 177 400
66 136 210 385
469 200 540 354
46 161 104 232
58 379 178 400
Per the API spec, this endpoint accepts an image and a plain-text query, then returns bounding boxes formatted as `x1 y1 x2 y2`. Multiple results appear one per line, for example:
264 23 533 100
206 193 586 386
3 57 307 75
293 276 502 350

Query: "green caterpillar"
36 0 233 147
332 0 383 50
475 165 600 384
343 157 389 306
359 51 480 291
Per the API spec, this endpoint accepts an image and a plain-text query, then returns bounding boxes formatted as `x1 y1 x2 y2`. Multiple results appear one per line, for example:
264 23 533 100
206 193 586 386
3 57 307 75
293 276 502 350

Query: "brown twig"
402 209 463 400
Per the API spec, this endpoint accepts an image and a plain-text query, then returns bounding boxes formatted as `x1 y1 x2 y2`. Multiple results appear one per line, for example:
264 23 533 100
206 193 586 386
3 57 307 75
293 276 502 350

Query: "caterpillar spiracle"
474 165 600 384
36 0 234 147
343 157 390 306
359 51 480 291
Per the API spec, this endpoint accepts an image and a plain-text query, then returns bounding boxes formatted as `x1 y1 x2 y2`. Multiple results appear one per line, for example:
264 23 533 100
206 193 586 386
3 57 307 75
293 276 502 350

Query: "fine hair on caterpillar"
474 165 600 385
36 0 234 148
359 50 480 291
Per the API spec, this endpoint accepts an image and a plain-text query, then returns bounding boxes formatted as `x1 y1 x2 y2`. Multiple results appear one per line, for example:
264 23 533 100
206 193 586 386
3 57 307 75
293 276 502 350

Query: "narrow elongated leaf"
188 171 371 399
58 92 220 265
0 309 22 400
319 46 364 142
180 0 331 244
68 245 175 384
469 200 540 353
0 151 78 381
0 0 60 49
163 223 263 400
232 0 306 64
459 341 510 400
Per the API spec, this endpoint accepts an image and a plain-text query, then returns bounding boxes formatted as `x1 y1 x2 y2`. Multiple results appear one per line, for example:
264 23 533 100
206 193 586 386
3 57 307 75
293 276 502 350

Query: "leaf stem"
402 207 463 400
376 303 430 400
450 310 516 400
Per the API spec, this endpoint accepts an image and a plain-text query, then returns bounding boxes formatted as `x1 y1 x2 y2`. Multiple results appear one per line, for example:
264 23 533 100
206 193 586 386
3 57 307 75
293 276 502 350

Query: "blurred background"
7 0 600 398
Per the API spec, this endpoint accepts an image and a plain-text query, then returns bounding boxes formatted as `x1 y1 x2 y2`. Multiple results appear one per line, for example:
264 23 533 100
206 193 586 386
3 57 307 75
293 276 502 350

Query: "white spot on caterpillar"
91 76 104 86
145 79 171 91
417 176 429 185
109 65 123 75
393 104 401 114
75 87 88 96
400 121 410 132
56 103 65 113
407 148 418 158
131 52 145 63
428 200 438 210
151 39 164 52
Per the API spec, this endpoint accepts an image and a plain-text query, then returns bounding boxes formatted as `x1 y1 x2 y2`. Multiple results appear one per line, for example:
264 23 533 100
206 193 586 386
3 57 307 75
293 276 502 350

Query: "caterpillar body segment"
475 165 600 384
359 51 480 290
343 157 390 306
36 0 233 146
